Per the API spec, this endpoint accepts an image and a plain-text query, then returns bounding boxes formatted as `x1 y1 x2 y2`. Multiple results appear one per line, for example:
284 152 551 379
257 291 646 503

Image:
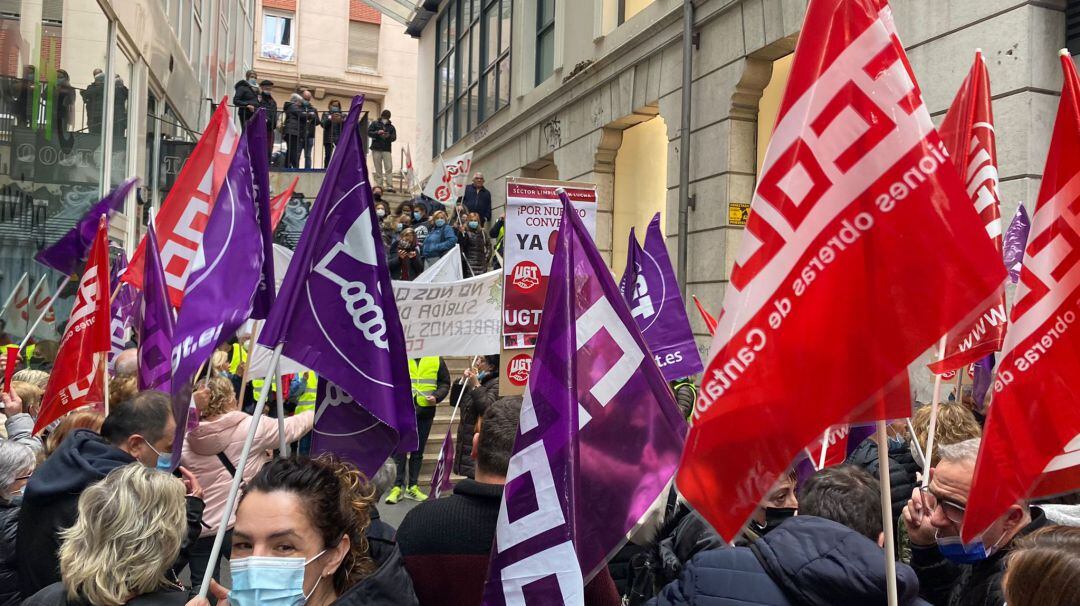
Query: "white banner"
413 244 464 283
393 269 502 358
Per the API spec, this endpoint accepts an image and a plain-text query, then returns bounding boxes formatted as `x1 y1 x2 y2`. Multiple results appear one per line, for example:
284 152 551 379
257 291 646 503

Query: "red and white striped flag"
676 0 1004 542
964 52 1080 541
929 51 1008 373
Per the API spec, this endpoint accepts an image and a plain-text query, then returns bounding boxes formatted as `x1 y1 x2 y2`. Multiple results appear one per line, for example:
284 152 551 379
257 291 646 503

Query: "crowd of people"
1 332 1078 606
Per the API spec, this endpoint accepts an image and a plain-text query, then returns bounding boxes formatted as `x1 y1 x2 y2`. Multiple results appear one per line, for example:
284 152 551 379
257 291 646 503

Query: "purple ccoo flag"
258 95 416 477
481 192 686 605
1002 204 1030 284
618 213 703 382
169 127 265 467
36 178 138 275
137 222 174 392
248 110 277 320
108 252 137 370
429 429 455 499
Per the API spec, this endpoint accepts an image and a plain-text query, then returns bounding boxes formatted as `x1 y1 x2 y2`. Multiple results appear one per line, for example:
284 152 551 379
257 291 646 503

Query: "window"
434 0 512 155
348 21 380 70
618 0 654 25
536 0 554 85
261 12 294 61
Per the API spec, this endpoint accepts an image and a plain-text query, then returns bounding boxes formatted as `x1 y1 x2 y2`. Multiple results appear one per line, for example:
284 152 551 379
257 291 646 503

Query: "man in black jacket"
233 70 261 128
449 355 500 479
461 173 492 225
368 109 397 191
650 466 931 606
257 79 277 158
16 391 204 597
902 438 1049 606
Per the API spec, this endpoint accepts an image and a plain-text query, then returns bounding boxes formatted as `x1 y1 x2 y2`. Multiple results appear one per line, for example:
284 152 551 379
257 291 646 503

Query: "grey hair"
11 369 49 389
937 438 981 466
290 92 304 104
370 458 396 500
113 348 138 378
0 440 35 499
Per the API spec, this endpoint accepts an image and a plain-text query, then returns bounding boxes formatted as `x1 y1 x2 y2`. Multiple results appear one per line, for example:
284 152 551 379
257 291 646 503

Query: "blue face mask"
395 223 404 233
413 211 422 221
228 551 326 606
935 530 1002 564
144 440 173 472
435 219 446 227
468 221 479 229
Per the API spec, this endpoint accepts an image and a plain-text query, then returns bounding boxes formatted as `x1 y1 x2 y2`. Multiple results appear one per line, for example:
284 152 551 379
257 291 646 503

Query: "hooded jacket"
181 410 313 537
650 516 930 606
1 497 21 606
16 430 204 597
846 436 920 518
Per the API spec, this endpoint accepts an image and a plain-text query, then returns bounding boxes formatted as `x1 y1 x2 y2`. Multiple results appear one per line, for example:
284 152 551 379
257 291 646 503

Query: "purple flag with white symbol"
248 110 277 320
36 178 138 275
1002 204 1030 284
259 95 417 473
108 252 137 369
429 430 455 499
137 223 174 392
169 129 265 466
481 193 686 605
618 214 703 381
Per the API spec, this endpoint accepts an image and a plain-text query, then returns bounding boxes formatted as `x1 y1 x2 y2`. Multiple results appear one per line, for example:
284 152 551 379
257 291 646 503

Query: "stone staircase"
417 356 473 490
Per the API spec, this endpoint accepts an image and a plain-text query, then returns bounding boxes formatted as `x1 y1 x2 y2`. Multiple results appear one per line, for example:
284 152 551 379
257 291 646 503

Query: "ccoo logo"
507 354 532 386
511 261 541 292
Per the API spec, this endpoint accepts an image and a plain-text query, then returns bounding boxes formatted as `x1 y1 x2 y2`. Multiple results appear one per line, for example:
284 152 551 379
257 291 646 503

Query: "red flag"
808 424 850 469
35 217 112 434
676 0 1005 542
928 51 1008 374
692 294 718 336
963 52 1080 541
122 100 239 307
270 176 299 231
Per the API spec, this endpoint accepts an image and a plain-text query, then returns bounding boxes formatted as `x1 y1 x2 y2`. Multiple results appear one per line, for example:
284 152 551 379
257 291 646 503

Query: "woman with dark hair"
224 456 416 605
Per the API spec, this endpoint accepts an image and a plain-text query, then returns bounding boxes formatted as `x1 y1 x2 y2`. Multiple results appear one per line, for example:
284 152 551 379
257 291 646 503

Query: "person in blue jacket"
420 210 458 268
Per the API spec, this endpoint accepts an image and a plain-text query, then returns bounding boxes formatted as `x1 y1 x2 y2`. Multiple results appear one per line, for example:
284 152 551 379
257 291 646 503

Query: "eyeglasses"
922 488 965 524
15 473 32 481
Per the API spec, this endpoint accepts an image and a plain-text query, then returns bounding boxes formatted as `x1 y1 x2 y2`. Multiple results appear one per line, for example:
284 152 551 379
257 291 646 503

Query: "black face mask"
749 507 797 536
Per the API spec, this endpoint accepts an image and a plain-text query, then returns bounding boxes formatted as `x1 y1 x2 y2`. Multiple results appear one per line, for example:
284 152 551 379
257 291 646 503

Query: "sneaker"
385 486 404 504
405 485 428 502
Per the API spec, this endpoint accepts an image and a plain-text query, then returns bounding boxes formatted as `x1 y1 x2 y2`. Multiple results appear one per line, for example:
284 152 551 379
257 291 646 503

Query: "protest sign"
393 269 501 358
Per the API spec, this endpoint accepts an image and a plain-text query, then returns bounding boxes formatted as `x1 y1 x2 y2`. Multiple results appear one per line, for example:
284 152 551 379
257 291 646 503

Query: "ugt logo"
511 261 540 292
507 354 532 386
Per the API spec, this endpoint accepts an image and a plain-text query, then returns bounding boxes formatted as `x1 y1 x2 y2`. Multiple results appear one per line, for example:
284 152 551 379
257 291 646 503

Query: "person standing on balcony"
321 99 345 168
257 80 277 160
368 109 397 191
233 70 260 130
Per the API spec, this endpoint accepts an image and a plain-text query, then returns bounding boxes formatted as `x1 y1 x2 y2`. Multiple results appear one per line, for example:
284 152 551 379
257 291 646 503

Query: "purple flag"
429 429 455 499
1002 204 1030 284
36 178 138 275
108 252 137 369
258 95 417 475
618 214 703 381
971 353 995 411
482 193 686 605
137 223 174 392
169 128 265 466
248 110 277 320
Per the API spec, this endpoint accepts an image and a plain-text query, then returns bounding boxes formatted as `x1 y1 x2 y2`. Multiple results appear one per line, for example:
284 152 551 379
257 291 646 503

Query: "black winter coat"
16 430 204 597
22 583 188 606
0 498 20 606
457 227 491 276
450 374 499 478
321 111 346 146
910 507 1049 606
651 516 931 606
846 436 920 518
368 119 397 151
233 80 260 123
258 92 278 129
331 542 418 606
283 101 318 137
388 240 424 280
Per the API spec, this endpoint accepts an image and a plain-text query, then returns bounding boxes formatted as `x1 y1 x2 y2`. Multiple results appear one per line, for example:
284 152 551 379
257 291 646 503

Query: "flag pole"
20 275 49 337
101 352 110 415
817 427 830 471
921 335 948 487
274 363 288 456
876 420 899 606
18 276 72 353
237 320 261 405
448 355 480 428
0 272 28 321
197 343 284 600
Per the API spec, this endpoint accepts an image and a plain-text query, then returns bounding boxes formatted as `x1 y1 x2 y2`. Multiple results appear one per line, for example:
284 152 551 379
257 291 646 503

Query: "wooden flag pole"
101 352 110 415
817 427 830 471
921 335 949 487
876 420 900 606
198 344 284 600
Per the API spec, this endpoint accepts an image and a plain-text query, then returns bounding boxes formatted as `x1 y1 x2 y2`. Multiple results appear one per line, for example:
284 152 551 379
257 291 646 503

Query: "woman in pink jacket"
181 376 314 599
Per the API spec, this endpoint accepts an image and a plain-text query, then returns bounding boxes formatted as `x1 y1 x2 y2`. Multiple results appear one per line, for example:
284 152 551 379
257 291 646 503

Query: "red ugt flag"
35 217 111 434
929 51 1008 374
963 53 1080 542
123 101 239 307
676 0 1005 542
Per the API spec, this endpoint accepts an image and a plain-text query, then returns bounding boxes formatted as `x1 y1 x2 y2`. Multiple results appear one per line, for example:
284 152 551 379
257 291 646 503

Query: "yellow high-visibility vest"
295 371 317 414
408 357 440 407
229 343 248 375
